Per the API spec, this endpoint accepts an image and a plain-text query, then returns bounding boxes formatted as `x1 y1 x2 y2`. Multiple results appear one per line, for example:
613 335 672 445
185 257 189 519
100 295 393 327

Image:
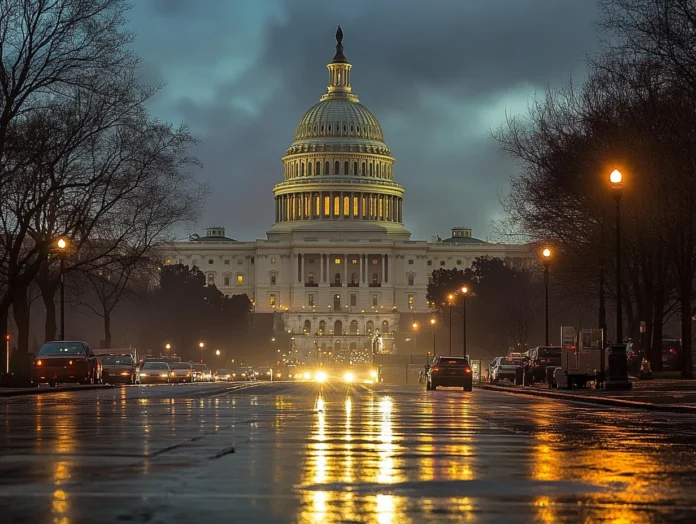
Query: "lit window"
408 274 414 286
237 274 243 285
308 294 314 307
372 294 378 307
224 276 230 286
271 257 276 264
334 258 341 264
324 196 330 216
351 259 357 264
333 196 340 216
269 294 276 307
315 196 320 216
371 258 378 265
165 259 171 265
343 196 350 216
308 272 315 283
408 260 414 265
353 196 359 216
408 295 414 309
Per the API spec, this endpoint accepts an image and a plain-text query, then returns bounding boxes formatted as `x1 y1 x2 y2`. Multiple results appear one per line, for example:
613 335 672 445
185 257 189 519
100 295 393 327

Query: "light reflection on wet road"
1 382 696 523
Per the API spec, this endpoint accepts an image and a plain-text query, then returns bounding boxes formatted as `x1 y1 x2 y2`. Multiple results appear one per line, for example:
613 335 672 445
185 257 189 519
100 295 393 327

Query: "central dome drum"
271 26 406 237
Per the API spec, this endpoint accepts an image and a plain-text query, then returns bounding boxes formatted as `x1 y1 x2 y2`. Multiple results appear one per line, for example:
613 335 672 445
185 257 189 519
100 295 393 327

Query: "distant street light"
460 286 469 357
56 237 69 340
215 349 221 357
412 322 419 352
430 318 436 355
199 342 205 351
542 247 552 346
165 343 171 352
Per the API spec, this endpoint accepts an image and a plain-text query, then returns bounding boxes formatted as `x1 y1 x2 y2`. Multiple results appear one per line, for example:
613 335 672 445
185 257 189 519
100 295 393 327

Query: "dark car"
32 341 101 387
426 356 473 392
99 354 136 384
255 367 273 381
169 362 194 383
138 361 171 384
527 346 562 382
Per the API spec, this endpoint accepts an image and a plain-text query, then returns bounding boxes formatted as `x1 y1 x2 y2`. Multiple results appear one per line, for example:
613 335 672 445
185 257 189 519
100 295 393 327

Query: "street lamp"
542 247 552 346
447 293 455 355
215 349 221 357
198 342 205 351
607 168 631 390
56 237 69 340
429 318 436 356
165 343 171 352
460 286 469 358
412 322 419 352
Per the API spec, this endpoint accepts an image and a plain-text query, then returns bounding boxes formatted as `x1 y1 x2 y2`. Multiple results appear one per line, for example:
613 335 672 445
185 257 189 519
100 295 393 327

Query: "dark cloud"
127 0 600 241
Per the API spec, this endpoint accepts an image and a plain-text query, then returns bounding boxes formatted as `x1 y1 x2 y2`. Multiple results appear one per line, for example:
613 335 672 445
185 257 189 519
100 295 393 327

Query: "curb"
479 384 696 414
0 384 114 398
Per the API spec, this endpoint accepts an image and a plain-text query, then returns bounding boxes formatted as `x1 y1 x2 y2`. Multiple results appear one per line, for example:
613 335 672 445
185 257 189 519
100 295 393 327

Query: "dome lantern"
323 25 357 102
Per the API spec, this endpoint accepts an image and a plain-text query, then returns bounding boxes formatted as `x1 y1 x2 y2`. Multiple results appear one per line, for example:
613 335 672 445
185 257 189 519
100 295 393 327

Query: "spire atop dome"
323 25 357 101
332 25 347 63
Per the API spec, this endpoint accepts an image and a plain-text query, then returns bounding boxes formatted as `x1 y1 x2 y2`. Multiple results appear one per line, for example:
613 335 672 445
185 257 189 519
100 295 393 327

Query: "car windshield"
192 364 208 370
438 358 469 367
216 369 229 374
142 362 168 370
38 342 86 357
502 357 525 365
235 369 247 374
169 363 191 369
101 356 133 365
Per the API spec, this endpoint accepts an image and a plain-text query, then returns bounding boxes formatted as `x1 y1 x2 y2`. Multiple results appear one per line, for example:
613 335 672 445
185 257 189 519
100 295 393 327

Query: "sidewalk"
479 379 696 414
0 384 113 397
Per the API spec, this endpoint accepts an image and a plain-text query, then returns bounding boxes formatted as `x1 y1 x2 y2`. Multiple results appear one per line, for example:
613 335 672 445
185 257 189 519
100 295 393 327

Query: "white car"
491 356 527 383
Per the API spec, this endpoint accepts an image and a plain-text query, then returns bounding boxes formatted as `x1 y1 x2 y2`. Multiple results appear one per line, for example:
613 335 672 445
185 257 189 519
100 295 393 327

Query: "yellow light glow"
343 372 355 383
56 238 67 250
199 342 205 348
215 349 221 356
610 168 623 184
461 286 468 294
412 322 418 330
303 371 311 380
315 371 327 383
542 248 551 258
370 370 378 378
430 318 436 325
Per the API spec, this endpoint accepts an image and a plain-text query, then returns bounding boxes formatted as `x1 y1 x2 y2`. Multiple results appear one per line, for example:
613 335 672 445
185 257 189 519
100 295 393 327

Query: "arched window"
334 319 343 335
334 161 340 174
319 320 326 334
366 321 374 335
350 320 358 334
350 272 357 284
307 162 312 176
344 161 349 174
325 161 330 174
369 163 373 176
353 161 358 175
324 195 330 216
300 163 305 176
361 162 366 175
343 196 350 216
333 195 340 216
372 273 378 284
316 161 321 175
376 163 380 177
304 320 311 333
382 320 389 333
334 293 341 309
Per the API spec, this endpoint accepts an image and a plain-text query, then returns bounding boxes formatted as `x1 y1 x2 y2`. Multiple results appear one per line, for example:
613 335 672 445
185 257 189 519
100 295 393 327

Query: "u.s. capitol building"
169 28 529 357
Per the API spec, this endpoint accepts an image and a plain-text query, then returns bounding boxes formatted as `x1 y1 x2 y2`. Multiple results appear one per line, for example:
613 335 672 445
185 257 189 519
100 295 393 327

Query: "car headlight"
315 371 327 383
343 372 355 383
162 373 170 378
303 372 311 380
370 370 378 378
139 373 146 377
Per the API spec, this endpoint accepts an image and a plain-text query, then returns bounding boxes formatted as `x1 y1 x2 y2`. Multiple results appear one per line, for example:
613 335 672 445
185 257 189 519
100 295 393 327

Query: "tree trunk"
40 282 58 342
651 298 665 372
680 275 694 379
103 308 112 349
0 297 10 373
11 287 31 373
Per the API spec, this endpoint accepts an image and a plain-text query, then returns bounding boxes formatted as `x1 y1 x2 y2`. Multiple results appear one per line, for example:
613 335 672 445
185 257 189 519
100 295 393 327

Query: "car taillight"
432 366 440 373
35 360 43 366
669 348 677 354
465 367 472 373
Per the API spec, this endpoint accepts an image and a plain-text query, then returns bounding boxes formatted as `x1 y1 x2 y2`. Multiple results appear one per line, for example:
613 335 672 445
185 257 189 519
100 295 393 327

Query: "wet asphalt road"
2 382 696 523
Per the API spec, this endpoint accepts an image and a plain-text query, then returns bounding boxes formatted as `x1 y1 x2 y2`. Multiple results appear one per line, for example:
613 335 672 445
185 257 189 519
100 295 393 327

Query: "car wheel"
426 380 431 391
431 381 437 391
464 384 473 392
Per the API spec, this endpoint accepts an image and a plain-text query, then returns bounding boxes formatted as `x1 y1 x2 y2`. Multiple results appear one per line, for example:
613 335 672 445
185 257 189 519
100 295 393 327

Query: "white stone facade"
168 32 530 358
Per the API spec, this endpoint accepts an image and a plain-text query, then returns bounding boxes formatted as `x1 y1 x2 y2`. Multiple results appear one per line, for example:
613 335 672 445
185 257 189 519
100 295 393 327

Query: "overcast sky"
126 0 600 242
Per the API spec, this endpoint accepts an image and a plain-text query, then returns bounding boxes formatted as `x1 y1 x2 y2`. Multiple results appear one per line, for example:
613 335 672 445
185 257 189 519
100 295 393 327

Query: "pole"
5 335 9 374
544 266 549 346
462 296 467 357
60 256 65 341
448 305 452 356
615 196 622 343
432 329 435 355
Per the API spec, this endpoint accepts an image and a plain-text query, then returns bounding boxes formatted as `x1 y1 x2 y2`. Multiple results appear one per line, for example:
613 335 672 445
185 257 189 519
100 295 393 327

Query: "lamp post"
606 169 632 389
460 286 468 358
430 318 436 356
198 341 205 356
412 322 419 353
447 293 454 356
541 248 551 346
56 237 68 341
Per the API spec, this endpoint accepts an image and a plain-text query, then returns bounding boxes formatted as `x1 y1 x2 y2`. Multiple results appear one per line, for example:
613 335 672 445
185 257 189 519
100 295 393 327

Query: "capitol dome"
271 26 407 238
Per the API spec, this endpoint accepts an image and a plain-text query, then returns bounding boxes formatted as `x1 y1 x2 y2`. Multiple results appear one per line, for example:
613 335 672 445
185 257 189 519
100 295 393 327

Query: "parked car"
526 346 562 382
99 354 137 384
138 361 171 384
32 341 101 387
426 356 473 391
491 355 527 383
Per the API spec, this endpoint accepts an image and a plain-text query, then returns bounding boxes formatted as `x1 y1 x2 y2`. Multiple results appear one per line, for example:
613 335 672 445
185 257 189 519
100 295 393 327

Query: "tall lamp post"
412 322 419 353
447 293 454 356
56 237 69 340
607 169 632 389
429 318 436 356
541 248 552 346
460 286 469 358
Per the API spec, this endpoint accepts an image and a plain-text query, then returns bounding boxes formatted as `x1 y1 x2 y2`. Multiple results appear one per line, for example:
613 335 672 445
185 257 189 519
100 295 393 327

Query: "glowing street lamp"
412 322 419 352
542 247 552 346
460 286 469 357
198 342 205 350
430 318 436 355
56 237 69 340
165 343 171 352
215 349 221 357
